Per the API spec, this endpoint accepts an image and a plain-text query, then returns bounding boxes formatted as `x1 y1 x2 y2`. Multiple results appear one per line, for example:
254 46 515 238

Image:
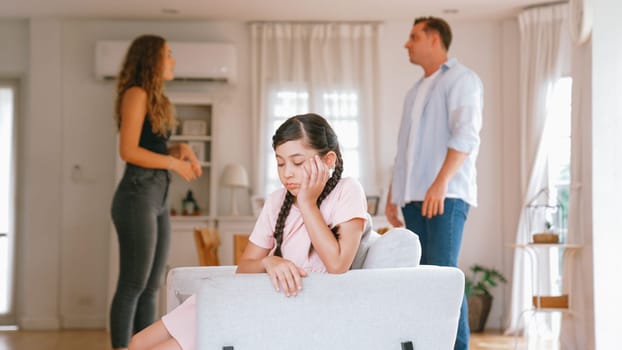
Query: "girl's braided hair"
271 113 344 257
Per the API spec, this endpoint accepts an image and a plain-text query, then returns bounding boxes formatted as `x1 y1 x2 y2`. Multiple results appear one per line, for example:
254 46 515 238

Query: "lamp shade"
221 163 249 188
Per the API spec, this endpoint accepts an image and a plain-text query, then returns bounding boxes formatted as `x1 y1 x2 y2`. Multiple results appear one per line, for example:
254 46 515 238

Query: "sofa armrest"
197 266 464 349
165 266 236 312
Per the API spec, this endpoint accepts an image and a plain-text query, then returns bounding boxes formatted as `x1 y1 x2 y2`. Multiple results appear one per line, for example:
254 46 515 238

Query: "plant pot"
467 294 493 332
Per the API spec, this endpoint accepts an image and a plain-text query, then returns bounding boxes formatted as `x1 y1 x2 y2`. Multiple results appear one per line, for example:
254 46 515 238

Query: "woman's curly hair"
114 34 176 136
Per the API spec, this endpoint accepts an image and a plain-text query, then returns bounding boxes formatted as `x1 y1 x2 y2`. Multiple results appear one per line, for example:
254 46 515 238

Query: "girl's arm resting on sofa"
236 242 307 297
235 242 270 273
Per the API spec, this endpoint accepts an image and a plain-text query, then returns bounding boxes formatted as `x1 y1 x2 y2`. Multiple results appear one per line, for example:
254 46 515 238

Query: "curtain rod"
247 20 383 25
523 0 568 10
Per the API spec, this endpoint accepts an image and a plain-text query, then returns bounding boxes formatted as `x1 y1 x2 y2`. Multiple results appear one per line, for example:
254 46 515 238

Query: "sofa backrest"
197 266 464 350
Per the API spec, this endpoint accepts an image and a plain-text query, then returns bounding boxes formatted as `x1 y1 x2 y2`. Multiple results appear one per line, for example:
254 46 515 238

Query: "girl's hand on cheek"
298 155 328 208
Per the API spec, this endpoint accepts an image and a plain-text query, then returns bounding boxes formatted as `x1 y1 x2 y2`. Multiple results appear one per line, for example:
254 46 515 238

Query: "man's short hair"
414 17 452 51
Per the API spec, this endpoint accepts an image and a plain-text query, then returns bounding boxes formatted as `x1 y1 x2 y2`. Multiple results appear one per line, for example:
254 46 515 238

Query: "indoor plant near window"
465 264 507 332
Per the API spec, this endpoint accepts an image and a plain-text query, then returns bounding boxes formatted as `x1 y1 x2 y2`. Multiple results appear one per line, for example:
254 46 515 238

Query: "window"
263 88 362 195
546 77 572 240
538 76 572 341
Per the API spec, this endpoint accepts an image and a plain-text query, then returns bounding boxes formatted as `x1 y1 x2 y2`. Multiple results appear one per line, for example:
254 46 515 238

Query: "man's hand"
385 202 404 227
422 179 448 219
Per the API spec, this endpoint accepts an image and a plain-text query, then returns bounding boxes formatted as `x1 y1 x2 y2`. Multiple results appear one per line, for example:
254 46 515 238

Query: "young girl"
110 34 203 350
128 113 368 350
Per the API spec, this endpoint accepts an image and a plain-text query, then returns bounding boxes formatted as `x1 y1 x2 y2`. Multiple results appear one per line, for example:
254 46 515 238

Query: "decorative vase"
467 294 493 332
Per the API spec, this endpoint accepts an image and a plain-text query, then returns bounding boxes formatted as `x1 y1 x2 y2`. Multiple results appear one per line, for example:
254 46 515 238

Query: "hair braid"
316 152 343 206
273 191 294 257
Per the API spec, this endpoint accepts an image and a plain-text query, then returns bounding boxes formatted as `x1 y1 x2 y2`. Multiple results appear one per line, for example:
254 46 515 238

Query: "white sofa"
165 223 465 349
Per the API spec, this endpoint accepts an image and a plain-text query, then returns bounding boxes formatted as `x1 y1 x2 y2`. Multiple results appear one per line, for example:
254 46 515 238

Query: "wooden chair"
233 234 250 265
193 227 221 266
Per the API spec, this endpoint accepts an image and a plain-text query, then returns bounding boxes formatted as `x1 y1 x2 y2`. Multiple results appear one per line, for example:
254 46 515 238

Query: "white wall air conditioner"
94 40 237 83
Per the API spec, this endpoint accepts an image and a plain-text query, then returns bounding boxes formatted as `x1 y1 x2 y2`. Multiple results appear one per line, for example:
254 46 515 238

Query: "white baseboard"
18 316 61 330
18 314 106 330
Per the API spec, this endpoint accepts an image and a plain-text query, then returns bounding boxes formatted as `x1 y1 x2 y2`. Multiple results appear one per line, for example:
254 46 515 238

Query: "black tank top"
139 115 169 155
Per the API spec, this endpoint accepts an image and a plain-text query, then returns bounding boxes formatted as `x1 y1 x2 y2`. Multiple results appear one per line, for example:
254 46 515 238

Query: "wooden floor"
0 329 535 350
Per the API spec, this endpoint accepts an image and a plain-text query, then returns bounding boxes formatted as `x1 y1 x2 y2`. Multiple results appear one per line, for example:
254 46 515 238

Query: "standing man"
385 17 483 350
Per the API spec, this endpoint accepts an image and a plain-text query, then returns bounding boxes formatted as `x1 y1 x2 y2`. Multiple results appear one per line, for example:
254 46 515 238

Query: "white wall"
0 20 29 76
591 0 622 347
499 19 522 331
19 19 64 329
3 17 517 331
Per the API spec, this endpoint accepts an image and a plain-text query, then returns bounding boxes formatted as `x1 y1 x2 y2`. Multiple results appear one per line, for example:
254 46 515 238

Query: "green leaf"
464 264 507 296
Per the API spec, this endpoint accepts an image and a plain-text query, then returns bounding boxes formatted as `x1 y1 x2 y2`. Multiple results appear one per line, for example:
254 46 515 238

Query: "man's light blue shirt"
391 58 483 207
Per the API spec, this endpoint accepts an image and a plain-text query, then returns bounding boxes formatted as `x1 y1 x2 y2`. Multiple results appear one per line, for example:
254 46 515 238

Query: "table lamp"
221 163 249 216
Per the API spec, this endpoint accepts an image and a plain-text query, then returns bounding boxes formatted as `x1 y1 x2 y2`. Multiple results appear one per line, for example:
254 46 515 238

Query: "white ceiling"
1 0 547 21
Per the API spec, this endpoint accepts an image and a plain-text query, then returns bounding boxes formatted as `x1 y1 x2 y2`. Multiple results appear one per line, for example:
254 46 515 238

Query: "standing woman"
110 34 202 350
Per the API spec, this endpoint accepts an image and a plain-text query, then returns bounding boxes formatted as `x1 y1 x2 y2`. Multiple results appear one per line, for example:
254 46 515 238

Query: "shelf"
169 135 211 142
166 98 215 220
532 294 568 309
170 215 216 231
171 215 214 222
523 307 575 315
512 243 582 249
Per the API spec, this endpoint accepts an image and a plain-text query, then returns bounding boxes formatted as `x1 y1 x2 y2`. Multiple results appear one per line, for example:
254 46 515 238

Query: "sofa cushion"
361 227 421 269
349 213 380 269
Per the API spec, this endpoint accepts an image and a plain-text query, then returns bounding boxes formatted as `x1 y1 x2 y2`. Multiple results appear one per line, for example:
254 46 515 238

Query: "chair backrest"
233 233 250 265
193 227 220 266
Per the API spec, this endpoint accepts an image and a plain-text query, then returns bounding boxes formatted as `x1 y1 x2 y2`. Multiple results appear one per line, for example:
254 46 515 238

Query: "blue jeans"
402 198 470 350
110 164 171 348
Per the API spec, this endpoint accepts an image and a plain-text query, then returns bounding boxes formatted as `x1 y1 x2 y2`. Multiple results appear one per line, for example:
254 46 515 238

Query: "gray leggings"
110 164 171 348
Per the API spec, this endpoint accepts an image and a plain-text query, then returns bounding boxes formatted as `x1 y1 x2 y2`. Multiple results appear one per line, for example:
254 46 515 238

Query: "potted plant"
465 264 507 332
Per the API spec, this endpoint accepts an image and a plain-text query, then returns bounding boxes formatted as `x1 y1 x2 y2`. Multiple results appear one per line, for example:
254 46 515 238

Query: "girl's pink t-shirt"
249 177 368 273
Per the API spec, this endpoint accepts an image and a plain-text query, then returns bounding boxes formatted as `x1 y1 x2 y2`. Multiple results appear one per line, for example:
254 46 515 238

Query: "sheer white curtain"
559 38 593 350
250 22 380 196
506 3 569 335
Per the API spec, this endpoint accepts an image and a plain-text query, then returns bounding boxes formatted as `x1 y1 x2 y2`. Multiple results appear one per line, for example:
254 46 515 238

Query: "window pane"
548 77 572 187
323 91 358 118
274 91 309 117
548 75 571 238
265 88 362 196
332 120 359 149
